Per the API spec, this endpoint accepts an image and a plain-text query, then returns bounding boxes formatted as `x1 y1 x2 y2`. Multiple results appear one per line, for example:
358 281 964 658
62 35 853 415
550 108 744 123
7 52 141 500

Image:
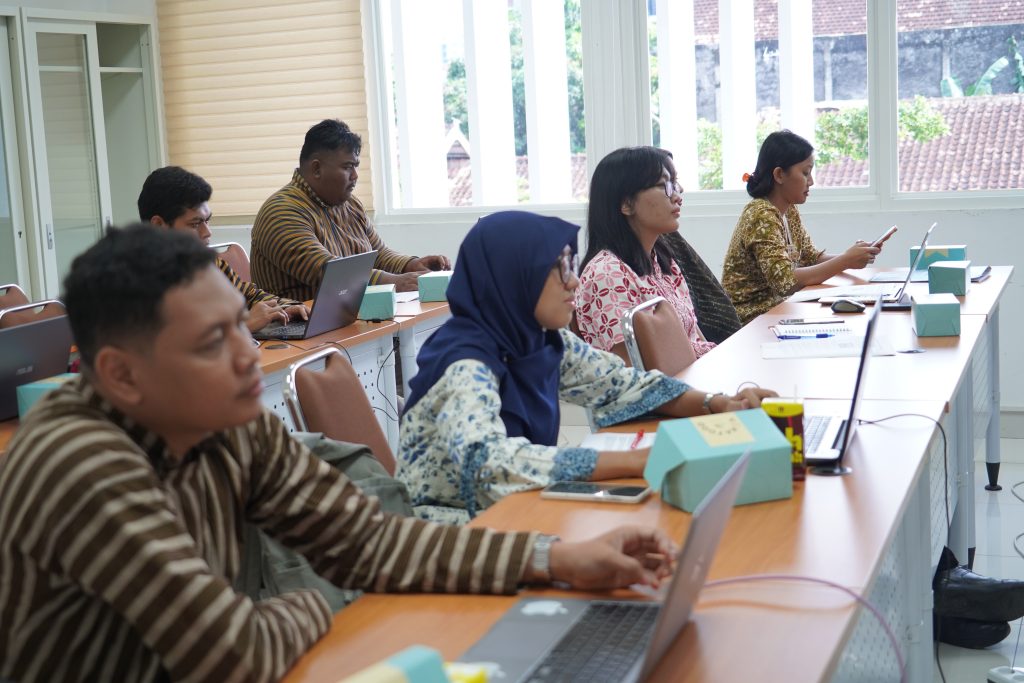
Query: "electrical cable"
703 573 905 683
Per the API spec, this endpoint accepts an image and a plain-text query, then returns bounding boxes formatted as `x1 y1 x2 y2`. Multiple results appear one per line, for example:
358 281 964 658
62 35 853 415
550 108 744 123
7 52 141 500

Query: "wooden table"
0 418 16 455
283 398 945 683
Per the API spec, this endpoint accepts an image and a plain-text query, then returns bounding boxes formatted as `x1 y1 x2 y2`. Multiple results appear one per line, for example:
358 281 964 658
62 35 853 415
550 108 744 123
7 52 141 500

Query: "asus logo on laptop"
337 288 349 296
15 365 33 376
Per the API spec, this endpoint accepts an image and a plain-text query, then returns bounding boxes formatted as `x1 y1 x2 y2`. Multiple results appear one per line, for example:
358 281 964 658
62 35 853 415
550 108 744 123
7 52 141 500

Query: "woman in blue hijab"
397 211 774 524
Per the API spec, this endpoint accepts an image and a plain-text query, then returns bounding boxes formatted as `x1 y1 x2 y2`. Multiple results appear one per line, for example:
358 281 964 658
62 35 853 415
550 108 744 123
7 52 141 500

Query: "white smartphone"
540 482 652 504
871 225 897 247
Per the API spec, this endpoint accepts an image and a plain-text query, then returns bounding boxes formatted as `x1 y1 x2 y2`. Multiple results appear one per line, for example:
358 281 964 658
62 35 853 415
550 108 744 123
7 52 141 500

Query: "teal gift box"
338 645 447 683
359 284 396 320
911 293 961 337
910 244 967 270
928 260 970 296
643 409 792 513
16 373 76 418
418 270 453 302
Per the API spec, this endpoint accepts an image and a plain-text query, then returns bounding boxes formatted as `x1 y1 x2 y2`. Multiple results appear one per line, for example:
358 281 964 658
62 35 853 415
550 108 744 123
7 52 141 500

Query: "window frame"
362 0 1024 226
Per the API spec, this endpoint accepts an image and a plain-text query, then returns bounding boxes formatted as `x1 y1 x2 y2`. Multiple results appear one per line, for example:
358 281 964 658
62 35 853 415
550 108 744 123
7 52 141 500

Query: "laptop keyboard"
257 321 307 339
805 415 830 453
526 601 659 682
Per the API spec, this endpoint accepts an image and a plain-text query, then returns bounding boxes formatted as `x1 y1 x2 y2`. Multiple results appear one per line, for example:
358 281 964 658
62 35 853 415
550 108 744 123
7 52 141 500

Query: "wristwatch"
530 534 560 583
702 392 725 414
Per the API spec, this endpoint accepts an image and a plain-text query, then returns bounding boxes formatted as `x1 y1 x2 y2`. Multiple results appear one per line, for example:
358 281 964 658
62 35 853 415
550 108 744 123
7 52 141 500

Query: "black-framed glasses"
656 179 683 198
557 245 579 285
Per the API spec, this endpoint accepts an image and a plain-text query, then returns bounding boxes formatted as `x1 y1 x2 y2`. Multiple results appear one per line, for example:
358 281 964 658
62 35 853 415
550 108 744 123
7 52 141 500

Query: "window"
371 0 584 209
895 1 1024 192
649 0 869 191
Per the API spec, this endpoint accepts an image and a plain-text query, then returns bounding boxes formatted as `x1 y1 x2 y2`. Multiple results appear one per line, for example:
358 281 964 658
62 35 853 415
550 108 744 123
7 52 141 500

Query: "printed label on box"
691 413 755 447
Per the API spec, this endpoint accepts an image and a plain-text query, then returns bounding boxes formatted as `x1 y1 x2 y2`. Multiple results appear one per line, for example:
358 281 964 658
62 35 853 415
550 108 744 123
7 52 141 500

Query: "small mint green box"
358 284 396 320
910 244 967 270
418 270 453 302
928 260 970 296
340 645 447 683
911 293 960 337
643 409 792 513
16 373 77 418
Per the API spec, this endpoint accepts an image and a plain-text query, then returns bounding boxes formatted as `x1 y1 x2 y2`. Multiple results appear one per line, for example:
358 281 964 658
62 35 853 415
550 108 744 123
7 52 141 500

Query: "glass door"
22 16 112 297
0 19 29 289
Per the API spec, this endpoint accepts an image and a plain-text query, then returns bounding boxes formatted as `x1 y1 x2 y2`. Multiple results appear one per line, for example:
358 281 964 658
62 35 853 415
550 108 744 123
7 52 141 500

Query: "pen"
778 333 834 340
630 430 645 449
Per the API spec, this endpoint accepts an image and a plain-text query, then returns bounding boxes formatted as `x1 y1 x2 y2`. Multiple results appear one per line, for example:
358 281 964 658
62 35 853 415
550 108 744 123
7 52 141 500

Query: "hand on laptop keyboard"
247 299 290 332
537 526 678 591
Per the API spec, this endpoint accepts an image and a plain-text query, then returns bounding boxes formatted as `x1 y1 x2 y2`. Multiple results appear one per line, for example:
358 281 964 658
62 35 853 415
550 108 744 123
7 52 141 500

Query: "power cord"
703 573 905 683
857 413 950 535
374 343 401 423
856 412 948 681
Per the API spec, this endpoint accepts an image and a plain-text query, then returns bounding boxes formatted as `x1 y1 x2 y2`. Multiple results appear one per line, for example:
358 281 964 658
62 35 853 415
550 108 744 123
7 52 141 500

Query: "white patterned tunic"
397 329 691 524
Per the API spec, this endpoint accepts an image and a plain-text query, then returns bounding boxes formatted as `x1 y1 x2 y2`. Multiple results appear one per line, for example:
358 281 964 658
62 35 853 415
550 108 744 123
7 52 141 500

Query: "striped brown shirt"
216 257 300 308
0 376 535 683
251 171 415 301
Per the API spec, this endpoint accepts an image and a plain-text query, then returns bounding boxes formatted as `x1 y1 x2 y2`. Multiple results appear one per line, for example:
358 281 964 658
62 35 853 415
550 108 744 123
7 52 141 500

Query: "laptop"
793 223 937 306
0 315 75 420
252 250 376 340
458 451 751 683
802 297 881 474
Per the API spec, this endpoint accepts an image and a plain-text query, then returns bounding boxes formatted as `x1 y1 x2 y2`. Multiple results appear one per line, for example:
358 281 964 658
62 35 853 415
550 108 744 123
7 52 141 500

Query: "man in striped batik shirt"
0 225 674 683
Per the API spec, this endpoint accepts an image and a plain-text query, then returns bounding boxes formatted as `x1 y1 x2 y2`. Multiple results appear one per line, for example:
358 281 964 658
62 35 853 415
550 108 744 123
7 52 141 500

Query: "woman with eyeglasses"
576 147 718 360
395 211 774 524
722 130 884 323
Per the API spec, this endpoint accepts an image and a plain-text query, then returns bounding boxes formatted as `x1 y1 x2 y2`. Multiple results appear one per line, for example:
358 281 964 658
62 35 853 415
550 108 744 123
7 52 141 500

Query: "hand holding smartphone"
871 225 897 248
540 482 652 504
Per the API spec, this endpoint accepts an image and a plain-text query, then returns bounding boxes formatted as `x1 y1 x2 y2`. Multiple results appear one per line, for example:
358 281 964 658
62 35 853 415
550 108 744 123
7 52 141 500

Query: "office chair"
0 283 29 312
209 242 252 283
0 299 67 329
284 346 397 475
621 296 696 375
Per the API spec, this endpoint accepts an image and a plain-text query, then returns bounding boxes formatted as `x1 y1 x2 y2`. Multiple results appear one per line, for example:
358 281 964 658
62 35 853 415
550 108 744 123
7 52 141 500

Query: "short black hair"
746 130 814 198
137 166 212 223
582 146 676 277
299 119 362 163
64 224 216 366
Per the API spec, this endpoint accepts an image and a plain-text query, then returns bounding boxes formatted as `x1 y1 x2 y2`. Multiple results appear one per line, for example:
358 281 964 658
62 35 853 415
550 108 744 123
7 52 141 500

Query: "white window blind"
157 0 373 219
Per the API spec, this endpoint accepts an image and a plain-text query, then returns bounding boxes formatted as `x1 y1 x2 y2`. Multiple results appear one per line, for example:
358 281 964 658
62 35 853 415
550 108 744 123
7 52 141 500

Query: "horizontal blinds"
156 0 373 219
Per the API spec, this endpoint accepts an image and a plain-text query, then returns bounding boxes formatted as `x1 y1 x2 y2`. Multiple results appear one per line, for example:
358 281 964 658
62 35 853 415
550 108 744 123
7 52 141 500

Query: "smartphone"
871 225 897 247
540 482 652 504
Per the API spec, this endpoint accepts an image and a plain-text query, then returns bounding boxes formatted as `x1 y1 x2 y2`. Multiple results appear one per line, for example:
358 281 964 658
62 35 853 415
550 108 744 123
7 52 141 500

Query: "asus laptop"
252 250 376 341
793 223 937 306
458 451 751 683
802 297 881 475
0 314 75 420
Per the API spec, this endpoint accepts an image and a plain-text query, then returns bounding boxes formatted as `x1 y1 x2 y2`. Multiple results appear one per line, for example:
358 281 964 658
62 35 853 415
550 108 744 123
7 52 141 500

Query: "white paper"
771 324 854 338
395 292 420 303
760 336 895 359
580 432 656 450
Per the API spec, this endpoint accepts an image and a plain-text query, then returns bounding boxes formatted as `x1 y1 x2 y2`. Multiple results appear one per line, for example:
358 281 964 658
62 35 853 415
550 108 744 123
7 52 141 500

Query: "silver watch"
531 533 560 583
702 392 725 414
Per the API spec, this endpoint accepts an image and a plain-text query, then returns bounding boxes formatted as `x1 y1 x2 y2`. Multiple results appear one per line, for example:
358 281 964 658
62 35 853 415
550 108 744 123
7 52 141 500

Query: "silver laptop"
802 297 881 474
253 250 376 340
812 223 937 307
458 451 751 683
0 315 74 420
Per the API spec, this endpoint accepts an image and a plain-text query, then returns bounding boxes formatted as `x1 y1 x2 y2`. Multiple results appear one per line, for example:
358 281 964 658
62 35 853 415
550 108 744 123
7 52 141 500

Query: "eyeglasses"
557 245 579 285
652 179 683 198
186 215 213 231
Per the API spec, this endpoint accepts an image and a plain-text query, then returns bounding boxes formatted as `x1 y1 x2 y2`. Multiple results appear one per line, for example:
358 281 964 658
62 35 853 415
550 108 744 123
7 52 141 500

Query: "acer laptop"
802 297 881 475
794 223 937 306
0 314 75 420
252 250 376 340
458 451 751 683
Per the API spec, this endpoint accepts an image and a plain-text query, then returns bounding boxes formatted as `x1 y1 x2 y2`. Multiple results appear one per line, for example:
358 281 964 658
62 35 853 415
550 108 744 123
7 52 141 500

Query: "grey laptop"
458 451 751 683
0 315 74 420
253 250 376 340
814 222 937 307
802 297 881 474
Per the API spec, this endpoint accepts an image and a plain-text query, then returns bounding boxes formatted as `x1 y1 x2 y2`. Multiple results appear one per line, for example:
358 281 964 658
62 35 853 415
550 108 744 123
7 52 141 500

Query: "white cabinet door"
22 16 112 297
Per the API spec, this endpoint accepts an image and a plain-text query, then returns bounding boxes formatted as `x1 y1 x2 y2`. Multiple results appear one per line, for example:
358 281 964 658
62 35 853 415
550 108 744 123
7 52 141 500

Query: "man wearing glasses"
139 166 309 332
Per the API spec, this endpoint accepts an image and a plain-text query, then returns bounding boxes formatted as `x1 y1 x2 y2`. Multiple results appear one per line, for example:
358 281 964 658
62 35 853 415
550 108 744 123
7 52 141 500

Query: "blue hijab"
406 211 579 446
